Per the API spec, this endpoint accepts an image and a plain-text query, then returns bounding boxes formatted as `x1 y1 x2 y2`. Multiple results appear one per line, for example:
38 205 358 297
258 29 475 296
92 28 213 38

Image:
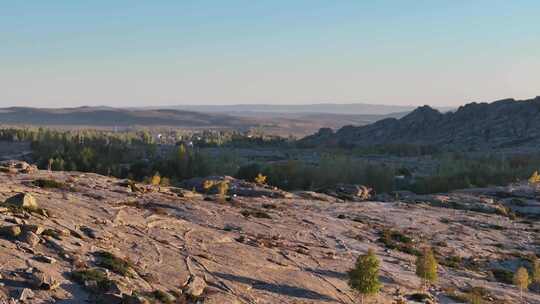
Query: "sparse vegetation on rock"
94 251 134 277
71 268 115 292
33 178 66 189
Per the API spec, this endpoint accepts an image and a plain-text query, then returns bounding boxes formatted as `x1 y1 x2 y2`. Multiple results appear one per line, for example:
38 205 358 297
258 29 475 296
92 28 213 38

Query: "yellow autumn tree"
217 181 229 201
150 172 161 186
202 180 216 192
529 171 540 184
254 173 267 185
514 267 529 302
415 247 438 290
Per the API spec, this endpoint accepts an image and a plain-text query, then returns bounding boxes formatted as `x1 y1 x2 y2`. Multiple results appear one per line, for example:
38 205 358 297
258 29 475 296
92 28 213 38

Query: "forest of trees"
2 127 540 194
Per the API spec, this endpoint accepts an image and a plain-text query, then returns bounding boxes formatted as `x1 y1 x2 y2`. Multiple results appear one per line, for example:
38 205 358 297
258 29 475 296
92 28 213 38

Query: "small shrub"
240 209 271 219
378 229 420 255
148 290 175 304
42 228 63 240
491 268 513 284
33 179 66 189
94 251 133 277
71 268 114 292
440 255 462 269
408 293 432 301
262 203 279 210
160 177 171 187
468 286 488 304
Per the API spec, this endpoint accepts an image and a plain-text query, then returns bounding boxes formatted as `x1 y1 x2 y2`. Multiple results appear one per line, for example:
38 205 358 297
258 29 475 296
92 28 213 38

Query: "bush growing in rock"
378 229 420 256
491 268 514 284
94 251 134 277
71 268 115 292
241 209 271 219
33 179 66 189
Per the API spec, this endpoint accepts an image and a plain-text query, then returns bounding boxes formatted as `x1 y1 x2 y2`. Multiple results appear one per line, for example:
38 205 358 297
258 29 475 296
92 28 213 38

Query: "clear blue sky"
1 1 538 107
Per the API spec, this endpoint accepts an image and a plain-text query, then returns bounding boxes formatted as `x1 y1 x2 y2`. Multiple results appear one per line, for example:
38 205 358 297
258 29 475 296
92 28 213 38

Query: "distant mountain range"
0 107 248 129
301 96 540 149
0 106 404 136
152 103 453 115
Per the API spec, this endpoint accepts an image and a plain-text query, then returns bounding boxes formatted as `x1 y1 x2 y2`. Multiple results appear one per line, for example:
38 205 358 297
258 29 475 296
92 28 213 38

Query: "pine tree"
415 247 438 290
348 248 382 304
513 267 529 302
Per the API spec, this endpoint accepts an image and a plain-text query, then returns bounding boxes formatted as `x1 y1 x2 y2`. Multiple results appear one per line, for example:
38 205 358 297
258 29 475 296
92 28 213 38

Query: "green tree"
513 267 529 302
532 258 540 285
415 247 438 290
348 248 382 304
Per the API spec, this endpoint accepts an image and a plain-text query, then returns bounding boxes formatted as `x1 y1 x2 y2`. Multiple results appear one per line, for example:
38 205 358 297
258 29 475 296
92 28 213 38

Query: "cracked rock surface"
0 165 540 303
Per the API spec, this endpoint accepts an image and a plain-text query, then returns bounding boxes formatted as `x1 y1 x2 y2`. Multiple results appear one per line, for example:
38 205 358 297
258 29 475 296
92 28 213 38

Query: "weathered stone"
18 288 35 301
170 188 203 199
0 225 22 238
20 231 40 247
80 226 98 239
122 295 151 304
322 184 372 201
5 193 38 211
30 270 60 290
34 254 57 264
23 224 45 235
184 275 206 298
97 293 124 304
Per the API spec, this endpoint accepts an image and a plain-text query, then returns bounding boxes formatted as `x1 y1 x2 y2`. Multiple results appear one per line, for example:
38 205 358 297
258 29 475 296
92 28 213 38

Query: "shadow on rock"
213 272 335 301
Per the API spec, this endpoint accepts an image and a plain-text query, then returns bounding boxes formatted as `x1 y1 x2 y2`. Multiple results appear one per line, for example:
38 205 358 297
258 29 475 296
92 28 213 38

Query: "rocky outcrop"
301 97 540 149
0 160 38 174
1 165 540 303
181 176 294 198
321 184 372 202
5 193 39 211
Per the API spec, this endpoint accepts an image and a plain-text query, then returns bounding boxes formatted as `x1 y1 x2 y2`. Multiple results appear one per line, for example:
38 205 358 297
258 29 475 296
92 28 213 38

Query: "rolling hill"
0 107 248 129
0 106 404 136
